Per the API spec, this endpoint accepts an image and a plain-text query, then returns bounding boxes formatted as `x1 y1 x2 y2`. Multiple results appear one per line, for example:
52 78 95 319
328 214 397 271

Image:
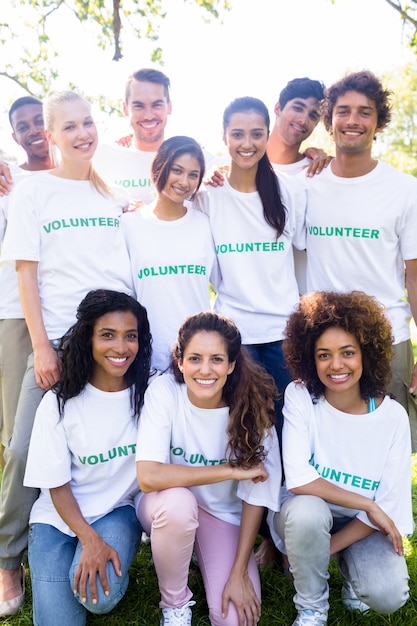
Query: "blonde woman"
0 91 132 615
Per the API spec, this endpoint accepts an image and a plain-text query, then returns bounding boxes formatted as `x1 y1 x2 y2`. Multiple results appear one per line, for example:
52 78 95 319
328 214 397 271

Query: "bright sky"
1 0 414 159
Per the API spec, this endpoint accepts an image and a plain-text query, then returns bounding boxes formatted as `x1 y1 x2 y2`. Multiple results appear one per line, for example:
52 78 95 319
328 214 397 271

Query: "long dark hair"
171 311 276 467
54 289 152 420
223 96 287 238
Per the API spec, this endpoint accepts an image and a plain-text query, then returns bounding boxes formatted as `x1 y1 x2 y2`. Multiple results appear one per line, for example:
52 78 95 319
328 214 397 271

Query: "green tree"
375 61 417 176
0 0 229 97
383 1 417 47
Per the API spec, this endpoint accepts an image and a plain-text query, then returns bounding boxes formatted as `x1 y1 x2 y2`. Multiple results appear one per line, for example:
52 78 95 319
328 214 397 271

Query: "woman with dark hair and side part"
269 291 412 626
136 311 282 626
122 135 218 373
24 289 152 626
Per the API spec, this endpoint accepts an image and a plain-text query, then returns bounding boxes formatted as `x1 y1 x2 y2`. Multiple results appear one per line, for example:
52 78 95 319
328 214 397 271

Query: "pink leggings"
137 487 261 626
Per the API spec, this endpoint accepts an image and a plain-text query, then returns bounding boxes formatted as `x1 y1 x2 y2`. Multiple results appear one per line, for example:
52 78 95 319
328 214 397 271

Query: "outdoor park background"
2 0 417 174
0 1 416 624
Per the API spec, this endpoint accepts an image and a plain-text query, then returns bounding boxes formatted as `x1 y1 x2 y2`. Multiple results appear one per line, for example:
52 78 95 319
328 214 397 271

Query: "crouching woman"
24 290 152 626
270 291 413 626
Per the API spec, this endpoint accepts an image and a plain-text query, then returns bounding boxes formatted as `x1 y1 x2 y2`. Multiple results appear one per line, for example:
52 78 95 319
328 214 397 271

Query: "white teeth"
239 151 255 157
30 139 45 145
195 379 215 385
344 131 361 136
107 357 128 363
329 374 349 379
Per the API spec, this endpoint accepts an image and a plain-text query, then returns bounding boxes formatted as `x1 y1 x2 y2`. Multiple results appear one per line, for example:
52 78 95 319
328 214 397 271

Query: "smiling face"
123 79 172 151
11 103 49 163
178 331 235 409
314 327 363 402
331 90 380 155
90 310 139 392
274 96 321 146
223 110 268 172
46 98 98 163
161 153 202 204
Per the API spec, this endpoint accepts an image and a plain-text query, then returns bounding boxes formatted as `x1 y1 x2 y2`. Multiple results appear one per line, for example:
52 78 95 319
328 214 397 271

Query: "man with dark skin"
0 96 54 614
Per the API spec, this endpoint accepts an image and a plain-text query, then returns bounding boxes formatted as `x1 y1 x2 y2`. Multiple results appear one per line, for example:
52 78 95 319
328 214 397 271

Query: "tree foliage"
383 1 417 47
0 0 229 97
377 61 417 176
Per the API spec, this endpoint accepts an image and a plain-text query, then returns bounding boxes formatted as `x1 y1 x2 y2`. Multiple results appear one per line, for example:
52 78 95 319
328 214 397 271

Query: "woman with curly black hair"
24 290 152 626
269 291 413 626
136 311 281 626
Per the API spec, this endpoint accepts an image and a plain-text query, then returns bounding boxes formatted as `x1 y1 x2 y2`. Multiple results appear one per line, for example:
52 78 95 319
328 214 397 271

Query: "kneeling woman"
24 290 152 626
136 311 281 626
270 291 412 626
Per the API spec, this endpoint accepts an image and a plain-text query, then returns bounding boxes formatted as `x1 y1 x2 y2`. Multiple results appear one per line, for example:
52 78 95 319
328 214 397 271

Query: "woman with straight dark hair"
122 135 218 372
24 289 152 626
136 311 281 626
196 97 306 442
195 97 306 566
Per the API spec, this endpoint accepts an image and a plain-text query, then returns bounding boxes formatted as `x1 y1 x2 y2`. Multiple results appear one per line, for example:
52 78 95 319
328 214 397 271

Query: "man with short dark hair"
0 97 53 614
93 68 172 202
268 77 325 171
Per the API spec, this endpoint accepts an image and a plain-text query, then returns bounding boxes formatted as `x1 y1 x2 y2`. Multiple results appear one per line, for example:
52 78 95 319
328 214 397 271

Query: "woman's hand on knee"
221 572 261 626
367 505 404 556
74 531 122 604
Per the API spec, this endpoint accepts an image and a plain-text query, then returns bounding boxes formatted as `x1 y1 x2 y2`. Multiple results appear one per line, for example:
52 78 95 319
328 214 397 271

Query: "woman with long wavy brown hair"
136 311 281 626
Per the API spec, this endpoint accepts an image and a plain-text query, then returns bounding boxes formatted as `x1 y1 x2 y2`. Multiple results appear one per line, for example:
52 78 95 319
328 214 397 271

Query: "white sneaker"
292 609 328 625
341 581 371 613
141 531 151 545
160 601 195 626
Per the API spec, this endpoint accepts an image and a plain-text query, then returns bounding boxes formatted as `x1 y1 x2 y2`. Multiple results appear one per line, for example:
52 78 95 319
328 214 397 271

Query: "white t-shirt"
303 160 417 343
1 172 133 339
0 164 33 319
280 381 413 534
196 174 306 343
24 383 140 536
272 156 310 176
272 158 310 295
94 143 156 203
136 373 281 525
122 205 218 371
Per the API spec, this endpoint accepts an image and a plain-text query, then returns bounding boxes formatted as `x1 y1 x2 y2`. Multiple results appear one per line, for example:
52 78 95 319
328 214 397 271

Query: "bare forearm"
230 503 263 576
16 261 49 349
50 483 97 543
137 460 235 492
330 518 375 555
137 460 267 493
290 477 376 515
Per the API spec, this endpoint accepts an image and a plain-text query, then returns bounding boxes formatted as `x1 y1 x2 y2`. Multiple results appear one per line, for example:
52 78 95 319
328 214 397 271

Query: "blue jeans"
246 340 292 448
29 505 141 626
273 495 409 615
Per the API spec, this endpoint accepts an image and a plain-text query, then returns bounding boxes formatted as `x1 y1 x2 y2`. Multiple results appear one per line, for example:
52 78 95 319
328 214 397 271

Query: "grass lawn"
0 454 415 625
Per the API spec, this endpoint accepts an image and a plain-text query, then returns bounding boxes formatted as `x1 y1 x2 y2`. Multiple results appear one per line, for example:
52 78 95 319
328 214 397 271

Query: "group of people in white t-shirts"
0 67 415 626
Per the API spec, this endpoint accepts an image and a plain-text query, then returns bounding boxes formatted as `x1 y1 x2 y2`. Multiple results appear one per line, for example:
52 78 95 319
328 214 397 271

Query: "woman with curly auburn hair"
136 311 281 626
283 290 394 401
269 291 413 626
